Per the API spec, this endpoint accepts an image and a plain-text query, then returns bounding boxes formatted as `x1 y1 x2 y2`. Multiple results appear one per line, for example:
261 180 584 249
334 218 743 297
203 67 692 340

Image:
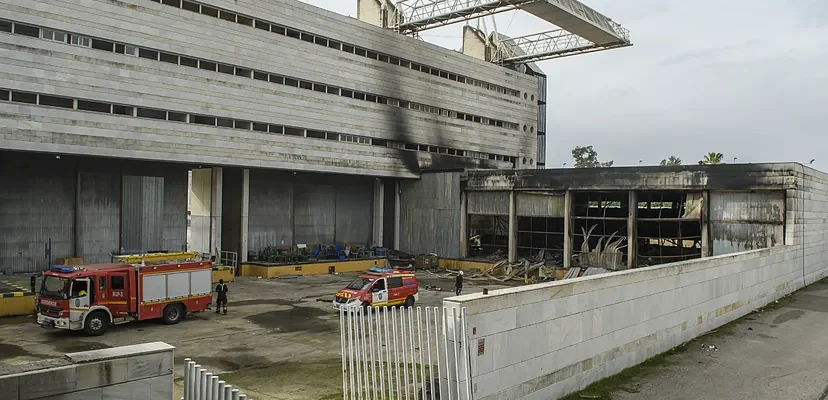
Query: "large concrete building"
0 0 630 270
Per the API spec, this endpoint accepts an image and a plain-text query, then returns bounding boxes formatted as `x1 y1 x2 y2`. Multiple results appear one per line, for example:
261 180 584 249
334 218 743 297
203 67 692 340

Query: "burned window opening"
517 217 564 264
468 215 509 259
636 191 703 267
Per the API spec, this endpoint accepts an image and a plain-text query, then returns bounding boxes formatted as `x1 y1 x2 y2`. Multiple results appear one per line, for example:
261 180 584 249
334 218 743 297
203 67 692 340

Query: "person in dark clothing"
455 271 464 296
30 275 37 293
215 279 228 315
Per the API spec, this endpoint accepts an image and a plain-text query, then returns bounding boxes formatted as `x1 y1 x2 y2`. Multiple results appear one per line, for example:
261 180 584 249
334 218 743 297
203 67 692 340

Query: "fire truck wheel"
163 304 185 325
404 296 415 308
84 311 109 336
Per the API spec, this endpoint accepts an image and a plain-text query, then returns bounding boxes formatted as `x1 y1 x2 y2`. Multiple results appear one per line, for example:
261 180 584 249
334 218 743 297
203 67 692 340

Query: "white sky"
300 0 828 169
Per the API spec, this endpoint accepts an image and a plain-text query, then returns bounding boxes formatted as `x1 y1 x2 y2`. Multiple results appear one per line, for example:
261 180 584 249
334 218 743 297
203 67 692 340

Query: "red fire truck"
36 260 213 336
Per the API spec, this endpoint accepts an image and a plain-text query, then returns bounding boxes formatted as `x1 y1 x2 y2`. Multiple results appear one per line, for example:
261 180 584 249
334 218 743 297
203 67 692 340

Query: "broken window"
636 191 703 267
572 192 629 270
468 215 509 258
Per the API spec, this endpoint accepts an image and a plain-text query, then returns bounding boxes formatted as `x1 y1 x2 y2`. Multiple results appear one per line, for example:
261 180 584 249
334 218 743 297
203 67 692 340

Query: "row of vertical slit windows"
0 19 522 132
146 0 522 98
0 88 516 164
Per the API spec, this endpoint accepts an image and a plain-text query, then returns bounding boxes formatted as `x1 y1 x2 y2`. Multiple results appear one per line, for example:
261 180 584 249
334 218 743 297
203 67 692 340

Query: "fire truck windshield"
346 277 374 291
41 276 70 299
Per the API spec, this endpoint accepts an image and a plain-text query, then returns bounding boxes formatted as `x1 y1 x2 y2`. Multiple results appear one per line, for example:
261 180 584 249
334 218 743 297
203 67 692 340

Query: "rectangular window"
388 277 403 288
399 60 410 68
269 125 284 134
410 63 421 71
313 84 326 93
387 99 399 107
286 29 300 39
161 0 180 6
91 38 114 51
0 89 10 101
159 52 178 64
300 33 314 43
376 97 386 105
137 108 167 120
430 69 440 76
328 40 341 50
255 20 269 31
284 127 303 136
365 94 376 102
340 89 353 98
217 118 234 128
70 35 91 47
180 56 198 67
326 86 339 95
111 276 125 290
325 132 339 141
389 57 399 65
314 37 327 46
13 23 39 38
167 111 187 122
192 115 216 125
354 92 366 101
234 120 251 130
252 122 268 132
372 139 387 147
272 25 286 35
41 29 66 42
11 92 37 104
201 5 218 17
112 105 134 115
342 44 354 53
366 51 378 60
218 64 234 74
182 0 200 12
0 20 11 33
270 75 285 85
199 60 217 71
39 95 74 109
99 277 106 291
235 68 251 78
236 15 253 26
354 47 367 57
253 71 268 81
306 130 325 139
284 78 298 87
138 48 158 60
440 71 448 78
378 54 388 63
299 81 313 90
219 10 236 22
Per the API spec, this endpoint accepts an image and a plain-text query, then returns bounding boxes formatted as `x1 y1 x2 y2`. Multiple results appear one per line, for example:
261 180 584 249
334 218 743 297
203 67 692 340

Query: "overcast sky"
301 0 828 169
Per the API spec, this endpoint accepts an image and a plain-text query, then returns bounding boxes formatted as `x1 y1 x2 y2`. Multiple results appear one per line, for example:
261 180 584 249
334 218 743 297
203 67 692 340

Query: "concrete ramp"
519 0 627 44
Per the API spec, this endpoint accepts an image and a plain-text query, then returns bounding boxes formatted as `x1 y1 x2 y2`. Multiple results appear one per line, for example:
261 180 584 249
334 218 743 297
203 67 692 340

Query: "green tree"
572 146 613 168
660 156 682 166
703 152 724 165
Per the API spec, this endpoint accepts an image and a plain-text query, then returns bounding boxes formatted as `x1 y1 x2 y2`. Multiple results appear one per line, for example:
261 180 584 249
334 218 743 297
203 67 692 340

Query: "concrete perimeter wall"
0 342 174 400
448 165 828 400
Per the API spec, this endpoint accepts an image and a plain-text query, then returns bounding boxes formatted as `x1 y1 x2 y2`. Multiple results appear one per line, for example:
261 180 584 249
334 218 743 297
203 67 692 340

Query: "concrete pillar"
627 191 637 269
563 190 573 268
240 169 249 263
372 179 384 247
459 190 468 258
394 180 401 250
701 190 712 257
508 190 517 263
190 168 221 255
210 167 223 255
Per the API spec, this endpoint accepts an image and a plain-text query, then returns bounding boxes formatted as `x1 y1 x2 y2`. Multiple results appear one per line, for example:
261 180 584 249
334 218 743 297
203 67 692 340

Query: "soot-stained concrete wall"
446 164 828 400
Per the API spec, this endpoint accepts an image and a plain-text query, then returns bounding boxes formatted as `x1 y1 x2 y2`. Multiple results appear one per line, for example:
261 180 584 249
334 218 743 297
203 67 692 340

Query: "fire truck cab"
37 260 213 336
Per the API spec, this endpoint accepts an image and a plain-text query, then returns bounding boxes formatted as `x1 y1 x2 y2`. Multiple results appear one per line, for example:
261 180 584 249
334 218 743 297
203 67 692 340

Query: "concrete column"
240 169 249 263
190 168 217 255
394 180 401 250
372 179 384 247
210 167 223 256
563 190 573 268
459 190 468 258
701 190 712 257
627 190 637 269
508 190 517 263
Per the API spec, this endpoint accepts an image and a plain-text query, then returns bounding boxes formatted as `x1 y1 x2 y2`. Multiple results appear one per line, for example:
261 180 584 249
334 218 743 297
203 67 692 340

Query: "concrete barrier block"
101 375 172 399
40 387 103 400
17 365 78 399
75 359 129 390
0 376 19 399
126 352 173 381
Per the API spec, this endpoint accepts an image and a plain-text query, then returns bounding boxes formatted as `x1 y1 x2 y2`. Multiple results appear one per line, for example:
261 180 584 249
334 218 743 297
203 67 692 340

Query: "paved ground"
574 279 828 400
0 271 503 400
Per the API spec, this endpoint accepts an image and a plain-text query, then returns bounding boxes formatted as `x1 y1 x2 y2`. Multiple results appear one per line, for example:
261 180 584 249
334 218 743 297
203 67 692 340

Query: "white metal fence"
182 358 251 400
339 306 473 400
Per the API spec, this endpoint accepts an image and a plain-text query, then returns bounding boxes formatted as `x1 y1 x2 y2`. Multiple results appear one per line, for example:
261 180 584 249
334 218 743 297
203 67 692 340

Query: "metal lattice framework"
493 24 631 64
393 0 538 32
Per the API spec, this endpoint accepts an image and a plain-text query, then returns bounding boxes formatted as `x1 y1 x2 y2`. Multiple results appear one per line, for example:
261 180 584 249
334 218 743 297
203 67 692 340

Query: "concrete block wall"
0 0 538 177
0 342 174 400
447 164 828 400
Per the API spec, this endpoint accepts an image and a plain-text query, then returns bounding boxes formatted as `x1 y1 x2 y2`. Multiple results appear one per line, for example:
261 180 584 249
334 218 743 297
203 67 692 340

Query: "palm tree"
660 156 682 166
703 152 724 165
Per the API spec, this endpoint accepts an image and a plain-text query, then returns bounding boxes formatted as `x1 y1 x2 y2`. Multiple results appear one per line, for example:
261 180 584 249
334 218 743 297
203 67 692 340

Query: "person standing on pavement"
455 271 464 296
215 279 228 315
30 274 36 293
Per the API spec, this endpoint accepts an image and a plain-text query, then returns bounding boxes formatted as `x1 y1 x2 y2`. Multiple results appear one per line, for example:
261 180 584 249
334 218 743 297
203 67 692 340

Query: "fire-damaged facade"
399 163 799 270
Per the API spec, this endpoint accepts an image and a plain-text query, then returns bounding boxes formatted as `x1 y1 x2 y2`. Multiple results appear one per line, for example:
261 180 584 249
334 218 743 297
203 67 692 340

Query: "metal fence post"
199 369 207 400
183 358 192 400
204 372 213 400
217 381 226 400
231 389 240 400
193 364 201 400
211 376 219 400
224 385 233 399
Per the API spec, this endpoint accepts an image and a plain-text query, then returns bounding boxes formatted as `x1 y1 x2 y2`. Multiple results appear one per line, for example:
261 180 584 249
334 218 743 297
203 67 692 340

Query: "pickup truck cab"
334 269 418 312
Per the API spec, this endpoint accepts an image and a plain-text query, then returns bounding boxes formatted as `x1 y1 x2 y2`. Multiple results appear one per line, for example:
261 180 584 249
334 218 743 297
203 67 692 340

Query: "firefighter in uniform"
215 279 228 315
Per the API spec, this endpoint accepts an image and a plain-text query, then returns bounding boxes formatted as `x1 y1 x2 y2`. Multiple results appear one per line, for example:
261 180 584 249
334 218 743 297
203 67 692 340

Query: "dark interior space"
517 217 564 258
468 214 508 258
637 191 702 267
572 192 629 269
